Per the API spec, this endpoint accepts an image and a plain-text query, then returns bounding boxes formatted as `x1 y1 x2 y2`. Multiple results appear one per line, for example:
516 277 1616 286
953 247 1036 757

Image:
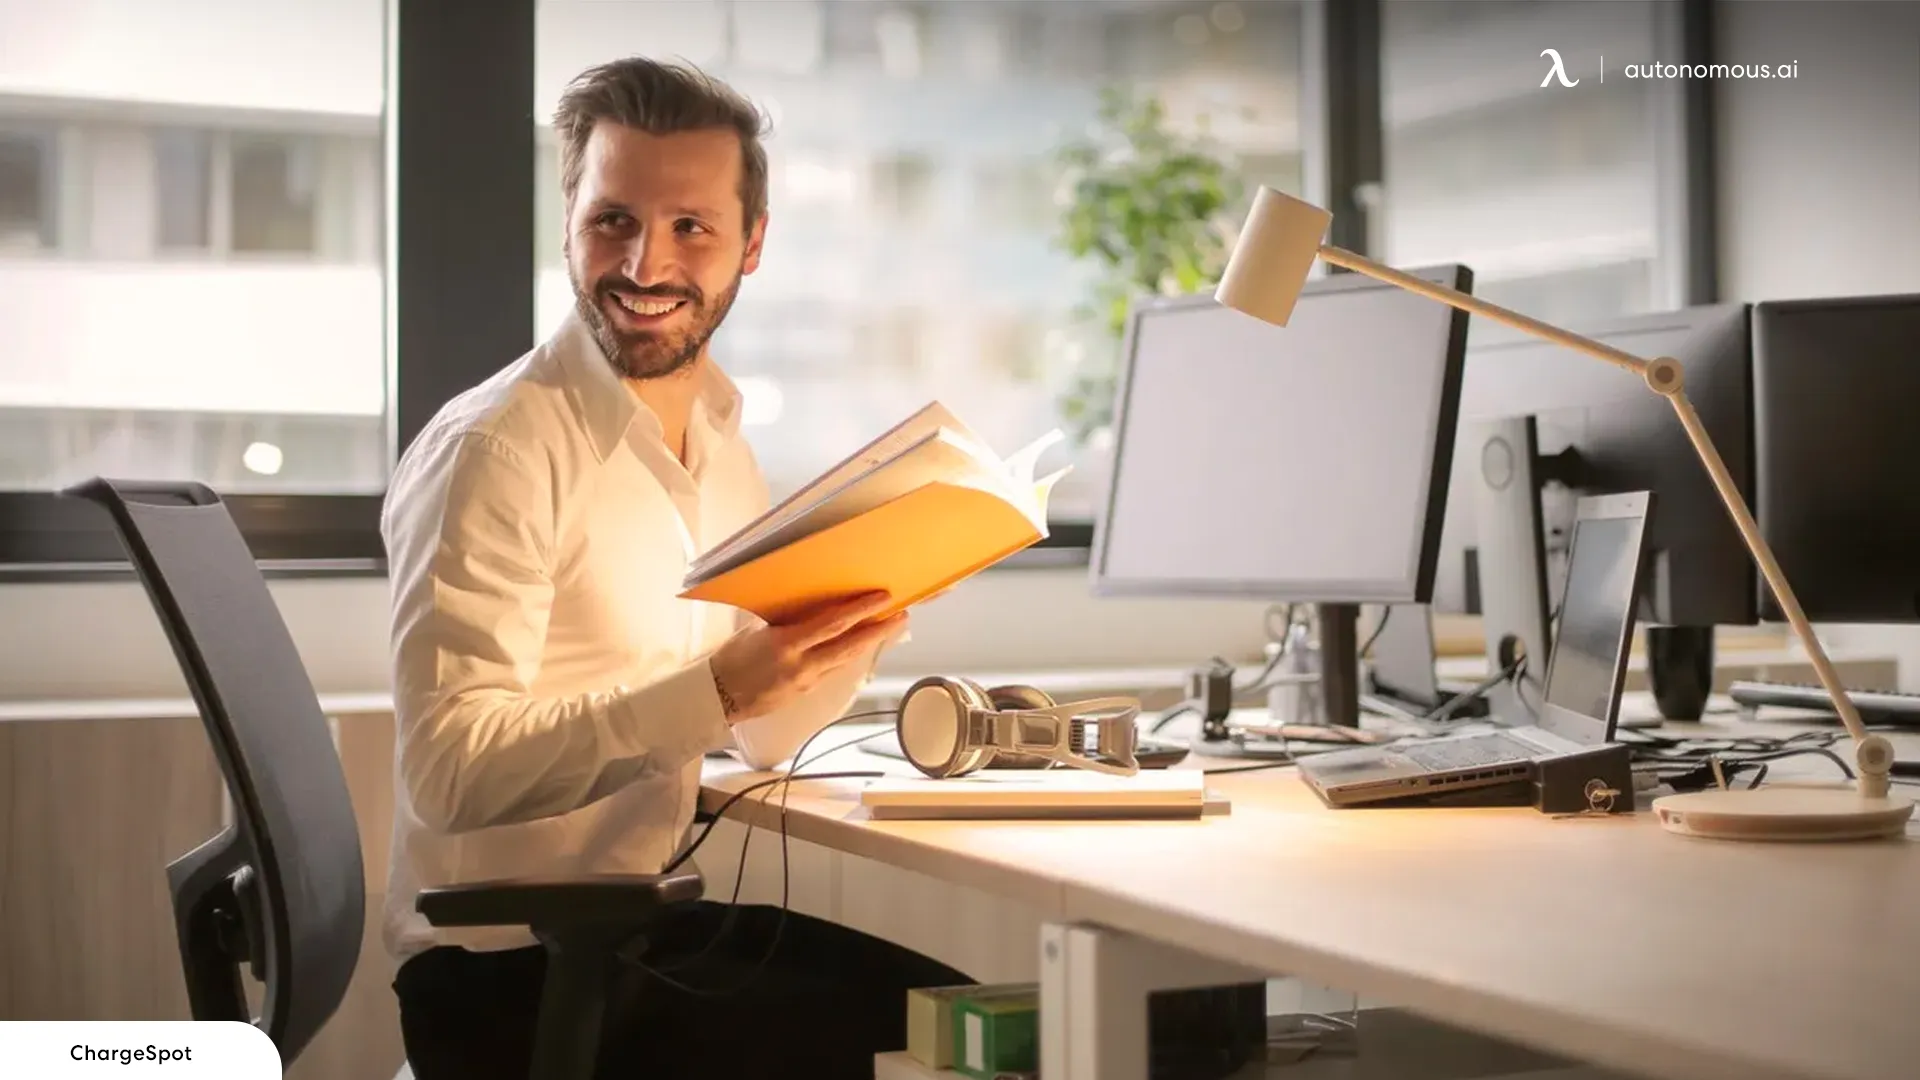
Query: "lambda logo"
1540 48 1580 87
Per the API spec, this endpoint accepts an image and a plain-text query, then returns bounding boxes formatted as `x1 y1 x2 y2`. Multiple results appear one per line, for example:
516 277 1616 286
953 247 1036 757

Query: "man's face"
564 121 765 380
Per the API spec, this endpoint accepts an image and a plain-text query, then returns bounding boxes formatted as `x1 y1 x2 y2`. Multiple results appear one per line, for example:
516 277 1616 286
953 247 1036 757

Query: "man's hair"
552 57 770 225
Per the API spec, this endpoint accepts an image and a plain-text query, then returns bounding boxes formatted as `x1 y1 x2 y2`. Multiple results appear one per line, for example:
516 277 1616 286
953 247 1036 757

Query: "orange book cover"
680 402 1069 624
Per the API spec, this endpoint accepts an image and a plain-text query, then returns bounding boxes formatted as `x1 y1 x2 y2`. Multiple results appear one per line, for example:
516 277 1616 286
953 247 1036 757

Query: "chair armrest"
416 871 703 928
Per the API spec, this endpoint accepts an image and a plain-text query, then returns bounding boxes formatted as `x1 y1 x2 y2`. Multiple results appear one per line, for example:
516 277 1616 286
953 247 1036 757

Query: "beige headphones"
894 676 1142 778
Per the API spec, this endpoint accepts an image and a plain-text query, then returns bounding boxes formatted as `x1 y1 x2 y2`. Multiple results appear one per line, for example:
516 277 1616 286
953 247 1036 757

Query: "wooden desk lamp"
1213 185 1912 842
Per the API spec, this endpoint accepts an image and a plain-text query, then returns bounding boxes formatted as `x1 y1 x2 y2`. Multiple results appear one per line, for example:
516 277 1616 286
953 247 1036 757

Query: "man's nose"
621 228 678 286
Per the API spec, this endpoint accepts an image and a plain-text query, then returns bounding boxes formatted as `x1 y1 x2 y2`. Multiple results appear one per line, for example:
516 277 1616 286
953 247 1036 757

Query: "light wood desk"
699 704 1920 1080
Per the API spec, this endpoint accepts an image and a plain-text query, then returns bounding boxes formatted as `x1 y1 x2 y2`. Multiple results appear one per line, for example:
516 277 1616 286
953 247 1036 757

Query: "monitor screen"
1753 293 1920 623
1091 266 1471 602
1538 494 1651 742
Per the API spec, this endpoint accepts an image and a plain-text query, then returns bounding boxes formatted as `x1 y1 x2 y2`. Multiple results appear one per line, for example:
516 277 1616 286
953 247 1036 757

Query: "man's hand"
708 591 906 722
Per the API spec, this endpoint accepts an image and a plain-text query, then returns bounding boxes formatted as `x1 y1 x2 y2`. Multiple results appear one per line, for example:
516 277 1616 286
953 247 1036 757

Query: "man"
381 57 968 1079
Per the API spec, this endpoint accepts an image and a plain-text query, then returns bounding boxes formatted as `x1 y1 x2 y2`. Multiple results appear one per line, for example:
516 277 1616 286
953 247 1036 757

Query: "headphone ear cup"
985 684 1055 712
898 676 991 779
947 678 996 776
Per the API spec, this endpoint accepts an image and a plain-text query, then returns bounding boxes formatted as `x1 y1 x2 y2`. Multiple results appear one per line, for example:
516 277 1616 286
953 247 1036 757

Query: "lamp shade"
1214 186 1333 327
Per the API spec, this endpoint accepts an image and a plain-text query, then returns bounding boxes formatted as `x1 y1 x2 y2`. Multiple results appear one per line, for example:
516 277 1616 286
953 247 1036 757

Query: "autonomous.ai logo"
1540 48 1579 87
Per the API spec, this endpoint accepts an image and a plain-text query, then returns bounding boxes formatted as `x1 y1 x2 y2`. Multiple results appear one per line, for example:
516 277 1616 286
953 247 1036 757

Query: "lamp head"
1215 186 1334 327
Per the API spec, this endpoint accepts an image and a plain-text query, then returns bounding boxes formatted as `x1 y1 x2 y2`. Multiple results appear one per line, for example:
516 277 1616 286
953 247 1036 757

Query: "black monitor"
1430 301 1756 721
1752 292 1920 623
1092 265 1474 735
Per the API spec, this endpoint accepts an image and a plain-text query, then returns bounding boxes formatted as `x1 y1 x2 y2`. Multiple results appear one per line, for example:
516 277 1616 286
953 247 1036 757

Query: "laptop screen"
1538 500 1648 743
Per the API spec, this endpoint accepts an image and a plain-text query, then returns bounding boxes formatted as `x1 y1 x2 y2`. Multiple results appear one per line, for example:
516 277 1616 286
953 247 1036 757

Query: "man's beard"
570 263 743 381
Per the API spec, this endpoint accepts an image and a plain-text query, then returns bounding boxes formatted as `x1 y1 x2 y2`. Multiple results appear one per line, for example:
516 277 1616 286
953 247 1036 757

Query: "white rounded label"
0 1022 281 1077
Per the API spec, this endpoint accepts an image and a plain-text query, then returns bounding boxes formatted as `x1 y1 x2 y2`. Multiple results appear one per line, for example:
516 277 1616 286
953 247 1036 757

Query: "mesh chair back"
67 478 364 1064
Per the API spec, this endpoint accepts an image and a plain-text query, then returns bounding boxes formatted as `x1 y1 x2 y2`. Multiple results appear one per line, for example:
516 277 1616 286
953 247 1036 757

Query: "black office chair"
66 477 704 1080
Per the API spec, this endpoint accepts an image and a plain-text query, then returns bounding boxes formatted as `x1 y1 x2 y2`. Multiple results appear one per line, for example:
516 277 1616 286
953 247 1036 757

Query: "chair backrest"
66 478 364 1066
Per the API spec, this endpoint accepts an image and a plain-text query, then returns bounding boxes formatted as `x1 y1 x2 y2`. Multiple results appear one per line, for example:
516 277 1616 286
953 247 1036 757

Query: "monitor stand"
1190 603 1361 759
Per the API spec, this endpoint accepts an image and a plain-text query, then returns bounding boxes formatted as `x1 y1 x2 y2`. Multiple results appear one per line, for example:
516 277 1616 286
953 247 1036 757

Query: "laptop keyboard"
1399 732 1538 771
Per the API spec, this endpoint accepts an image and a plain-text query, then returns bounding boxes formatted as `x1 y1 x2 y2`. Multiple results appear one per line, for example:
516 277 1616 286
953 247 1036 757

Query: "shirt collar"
552 309 745 461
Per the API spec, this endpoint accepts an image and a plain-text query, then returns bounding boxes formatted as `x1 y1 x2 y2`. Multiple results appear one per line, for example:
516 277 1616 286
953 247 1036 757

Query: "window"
1379 0 1679 333
0 128 55 252
153 127 374 262
231 134 321 254
534 0 1306 525
154 130 214 251
0 2 388 513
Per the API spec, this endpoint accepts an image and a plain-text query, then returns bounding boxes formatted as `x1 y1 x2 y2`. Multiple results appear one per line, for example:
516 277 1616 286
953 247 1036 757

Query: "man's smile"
606 291 688 328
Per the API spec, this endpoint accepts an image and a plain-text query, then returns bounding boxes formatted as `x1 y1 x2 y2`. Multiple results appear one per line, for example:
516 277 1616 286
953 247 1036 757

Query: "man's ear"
742 212 768 275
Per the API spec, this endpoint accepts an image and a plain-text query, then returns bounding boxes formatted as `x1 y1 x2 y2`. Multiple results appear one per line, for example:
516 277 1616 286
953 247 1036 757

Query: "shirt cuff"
602 656 732 767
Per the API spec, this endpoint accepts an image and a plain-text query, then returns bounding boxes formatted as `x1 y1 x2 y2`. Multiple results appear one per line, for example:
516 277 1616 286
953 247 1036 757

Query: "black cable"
1153 606 1293 733
1622 730 1858 793
635 708 895 995
1263 602 1296 645
1407 653 1526 730
661 707 894 875
1507 600 1565 724
1150 702 1195 734
1645 746 1855 792
1621 728 1841 759
1357 604 1392 660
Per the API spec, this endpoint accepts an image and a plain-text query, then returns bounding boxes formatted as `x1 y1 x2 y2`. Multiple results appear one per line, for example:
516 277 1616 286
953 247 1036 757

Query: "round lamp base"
1652 785 1914 842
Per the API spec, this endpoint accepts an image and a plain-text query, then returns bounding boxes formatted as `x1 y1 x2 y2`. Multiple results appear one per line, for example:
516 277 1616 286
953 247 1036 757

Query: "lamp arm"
1316 243 1896 798
1316 246 1650 376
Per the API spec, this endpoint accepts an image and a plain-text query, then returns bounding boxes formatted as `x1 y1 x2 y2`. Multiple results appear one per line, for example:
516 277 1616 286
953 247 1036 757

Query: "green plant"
1051 86 1245 443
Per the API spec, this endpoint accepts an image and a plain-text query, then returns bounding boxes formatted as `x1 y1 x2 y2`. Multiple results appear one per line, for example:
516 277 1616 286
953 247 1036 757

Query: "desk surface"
700 704 1920 1080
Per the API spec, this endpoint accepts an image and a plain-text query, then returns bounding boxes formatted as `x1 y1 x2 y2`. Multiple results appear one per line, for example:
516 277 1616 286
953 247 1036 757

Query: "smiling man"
380 57 967 1080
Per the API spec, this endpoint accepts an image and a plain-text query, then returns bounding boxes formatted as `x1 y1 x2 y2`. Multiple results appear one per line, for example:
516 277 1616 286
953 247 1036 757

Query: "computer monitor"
1752 292 1920 623
1430 301 1756 722
1091 265 1474 731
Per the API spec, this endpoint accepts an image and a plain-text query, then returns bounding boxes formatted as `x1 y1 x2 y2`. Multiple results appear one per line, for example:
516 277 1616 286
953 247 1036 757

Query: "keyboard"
1397 732 1538 772
1728 681 1920 727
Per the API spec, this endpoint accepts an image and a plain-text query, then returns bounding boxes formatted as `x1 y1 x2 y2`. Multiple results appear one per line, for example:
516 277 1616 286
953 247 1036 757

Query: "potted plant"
1050 86 1246 445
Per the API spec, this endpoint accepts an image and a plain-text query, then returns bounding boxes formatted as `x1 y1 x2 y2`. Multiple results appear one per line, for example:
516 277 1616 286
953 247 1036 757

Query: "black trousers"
394 901 972 1080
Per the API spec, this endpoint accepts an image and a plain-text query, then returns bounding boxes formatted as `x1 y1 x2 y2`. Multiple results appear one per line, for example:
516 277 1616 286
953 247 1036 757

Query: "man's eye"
596 213 632 230
675 218 707 235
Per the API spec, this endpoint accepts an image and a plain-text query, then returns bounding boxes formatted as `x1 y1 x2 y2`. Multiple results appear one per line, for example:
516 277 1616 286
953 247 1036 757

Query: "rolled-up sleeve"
384 431 730 834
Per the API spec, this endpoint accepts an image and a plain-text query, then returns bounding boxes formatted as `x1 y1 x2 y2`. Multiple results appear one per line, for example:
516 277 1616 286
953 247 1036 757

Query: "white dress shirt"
380 310 880 958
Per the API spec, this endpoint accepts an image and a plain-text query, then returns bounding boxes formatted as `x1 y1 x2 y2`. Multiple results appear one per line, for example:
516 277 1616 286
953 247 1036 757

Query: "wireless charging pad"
1652 786 1914 841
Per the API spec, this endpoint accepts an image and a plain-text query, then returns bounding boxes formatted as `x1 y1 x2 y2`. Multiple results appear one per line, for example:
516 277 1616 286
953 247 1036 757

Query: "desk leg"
1039 922 1266 1080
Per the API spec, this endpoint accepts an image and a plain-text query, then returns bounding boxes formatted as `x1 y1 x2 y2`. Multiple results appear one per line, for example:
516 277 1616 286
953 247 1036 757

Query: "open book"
681 401 1070 623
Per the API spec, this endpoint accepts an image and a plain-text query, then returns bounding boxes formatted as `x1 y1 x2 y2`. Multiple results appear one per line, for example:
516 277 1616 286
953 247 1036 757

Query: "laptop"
1299 492 1653 807
1362 603 1490 720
